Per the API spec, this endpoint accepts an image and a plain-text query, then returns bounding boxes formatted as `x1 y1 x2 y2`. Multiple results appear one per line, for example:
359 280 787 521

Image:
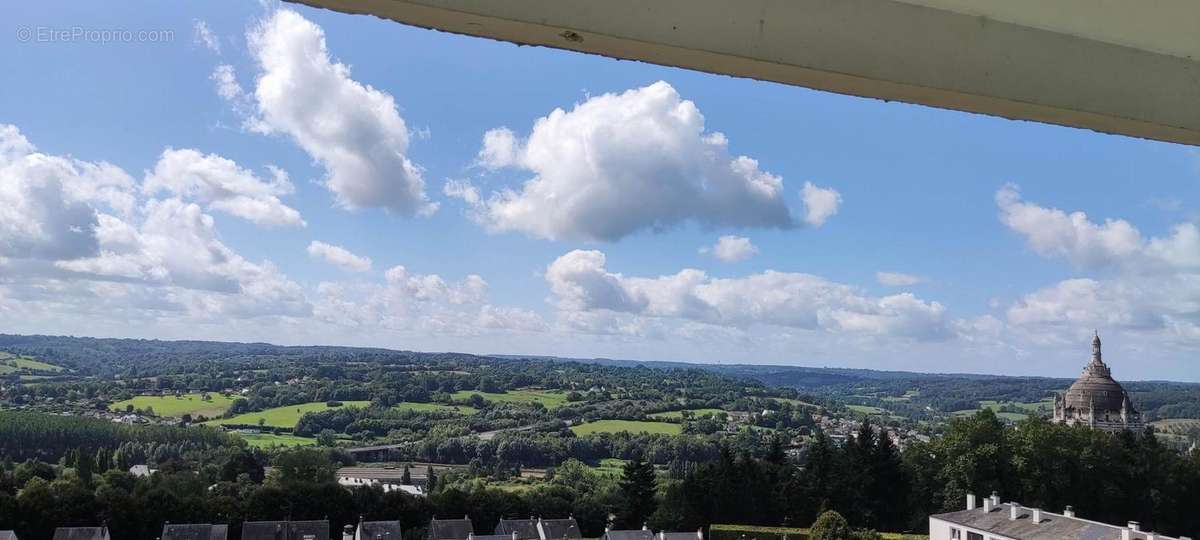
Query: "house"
0 530 19 540
468 535 518 540
354 519 402 540
162 523 228 540
52 528 109 540
929 493 1191 540
494 520 540 540
657 530 704 540
428 518 474 540
241 521 330 540
337 467 426 496
535 518 581 540
129 464 156 477
601 528 653 540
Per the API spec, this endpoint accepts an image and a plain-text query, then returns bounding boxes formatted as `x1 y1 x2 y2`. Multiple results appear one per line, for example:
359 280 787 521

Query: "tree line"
2 409 1197 540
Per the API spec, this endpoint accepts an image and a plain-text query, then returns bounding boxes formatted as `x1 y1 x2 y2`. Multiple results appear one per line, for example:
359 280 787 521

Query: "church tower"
1052 332 1143 432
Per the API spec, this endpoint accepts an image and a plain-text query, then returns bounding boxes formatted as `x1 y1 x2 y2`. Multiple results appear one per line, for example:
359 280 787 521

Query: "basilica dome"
1052 332 1142 431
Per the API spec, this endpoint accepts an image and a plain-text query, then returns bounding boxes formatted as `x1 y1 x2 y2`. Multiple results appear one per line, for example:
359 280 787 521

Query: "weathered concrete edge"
287 0 1200 146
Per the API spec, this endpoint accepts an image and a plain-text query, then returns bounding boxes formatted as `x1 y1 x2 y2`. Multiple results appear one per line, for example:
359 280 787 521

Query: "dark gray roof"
358 521 402 540
241 521 329 540
537 519 580 540
52 528 108 540
657 532 701 540
0 530 18 540
932 504 1178 540
603 531 653 540
494 521 539 540
162 524 228 540
288 521 330 540
428 519 474 540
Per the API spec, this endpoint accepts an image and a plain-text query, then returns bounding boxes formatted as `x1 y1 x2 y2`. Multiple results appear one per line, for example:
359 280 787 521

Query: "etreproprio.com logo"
16 25 175 44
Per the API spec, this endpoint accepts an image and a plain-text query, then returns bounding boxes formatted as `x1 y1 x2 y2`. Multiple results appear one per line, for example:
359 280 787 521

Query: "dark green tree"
619 455 657 528
810 510 852 540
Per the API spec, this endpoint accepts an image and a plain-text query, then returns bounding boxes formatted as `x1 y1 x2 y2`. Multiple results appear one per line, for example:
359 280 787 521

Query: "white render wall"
928 517 1017 540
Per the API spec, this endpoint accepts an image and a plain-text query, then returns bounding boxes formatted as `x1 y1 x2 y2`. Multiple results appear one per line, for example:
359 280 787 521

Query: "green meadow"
395 402 479 415
206 400 371 428
111 393 236 418
450 389 569 409
647 408 724 420
570 419 682 436
236 432 317 448
0 352 65 374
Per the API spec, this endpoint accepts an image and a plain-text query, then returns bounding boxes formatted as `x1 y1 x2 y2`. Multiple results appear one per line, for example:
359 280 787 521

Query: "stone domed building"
1052 332 1142 432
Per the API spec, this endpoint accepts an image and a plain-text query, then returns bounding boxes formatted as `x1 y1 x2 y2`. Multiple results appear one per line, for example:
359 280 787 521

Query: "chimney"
1009 504 1019 521
1128 522 1141 532
1063 506 1075 518
983 498 994 512
343 525 355 540
642 524 649 531
1121 529 1131 540
990 491 1000 507
1031 509 1042 524
966 494 977 511
696 528 704 540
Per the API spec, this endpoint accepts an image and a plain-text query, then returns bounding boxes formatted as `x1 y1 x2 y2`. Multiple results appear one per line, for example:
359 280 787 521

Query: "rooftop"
162 524 228 540
933 499 1184 540
52 528 109 540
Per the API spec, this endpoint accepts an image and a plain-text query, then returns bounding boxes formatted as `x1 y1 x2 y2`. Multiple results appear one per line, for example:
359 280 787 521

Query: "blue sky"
3 1 1199 381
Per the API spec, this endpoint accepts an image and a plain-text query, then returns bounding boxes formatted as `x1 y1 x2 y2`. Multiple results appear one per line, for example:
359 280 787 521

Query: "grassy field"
0 352 64 374
951 408 1028 422
770 397 820 408
111 393 237 418
648 408 724 420
206 400 371 428
236 432 317 448
951 399 1055 422
847 404 888 415
981 399 1054 413
571 419 682 436
394 402 479 415
882 390 921 403
591 458 628 476
450 389 569 409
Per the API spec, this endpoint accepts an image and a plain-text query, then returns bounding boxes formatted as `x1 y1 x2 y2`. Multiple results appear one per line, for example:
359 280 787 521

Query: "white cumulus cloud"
245 9 435 216
545 249 950 340
308 241 373 272
997 184 1141 269
999 187 1200 346
467 81 796 241
700 235 758 262
193 20 221 54
0 125 137 261
801 181 841 227
143 148 304 227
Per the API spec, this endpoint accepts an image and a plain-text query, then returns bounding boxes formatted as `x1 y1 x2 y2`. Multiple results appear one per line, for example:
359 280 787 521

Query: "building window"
950 529 961 539
967 533 983 540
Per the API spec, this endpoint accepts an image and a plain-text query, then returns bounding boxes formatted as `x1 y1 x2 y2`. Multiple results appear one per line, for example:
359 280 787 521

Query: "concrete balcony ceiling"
289 0 1200 146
